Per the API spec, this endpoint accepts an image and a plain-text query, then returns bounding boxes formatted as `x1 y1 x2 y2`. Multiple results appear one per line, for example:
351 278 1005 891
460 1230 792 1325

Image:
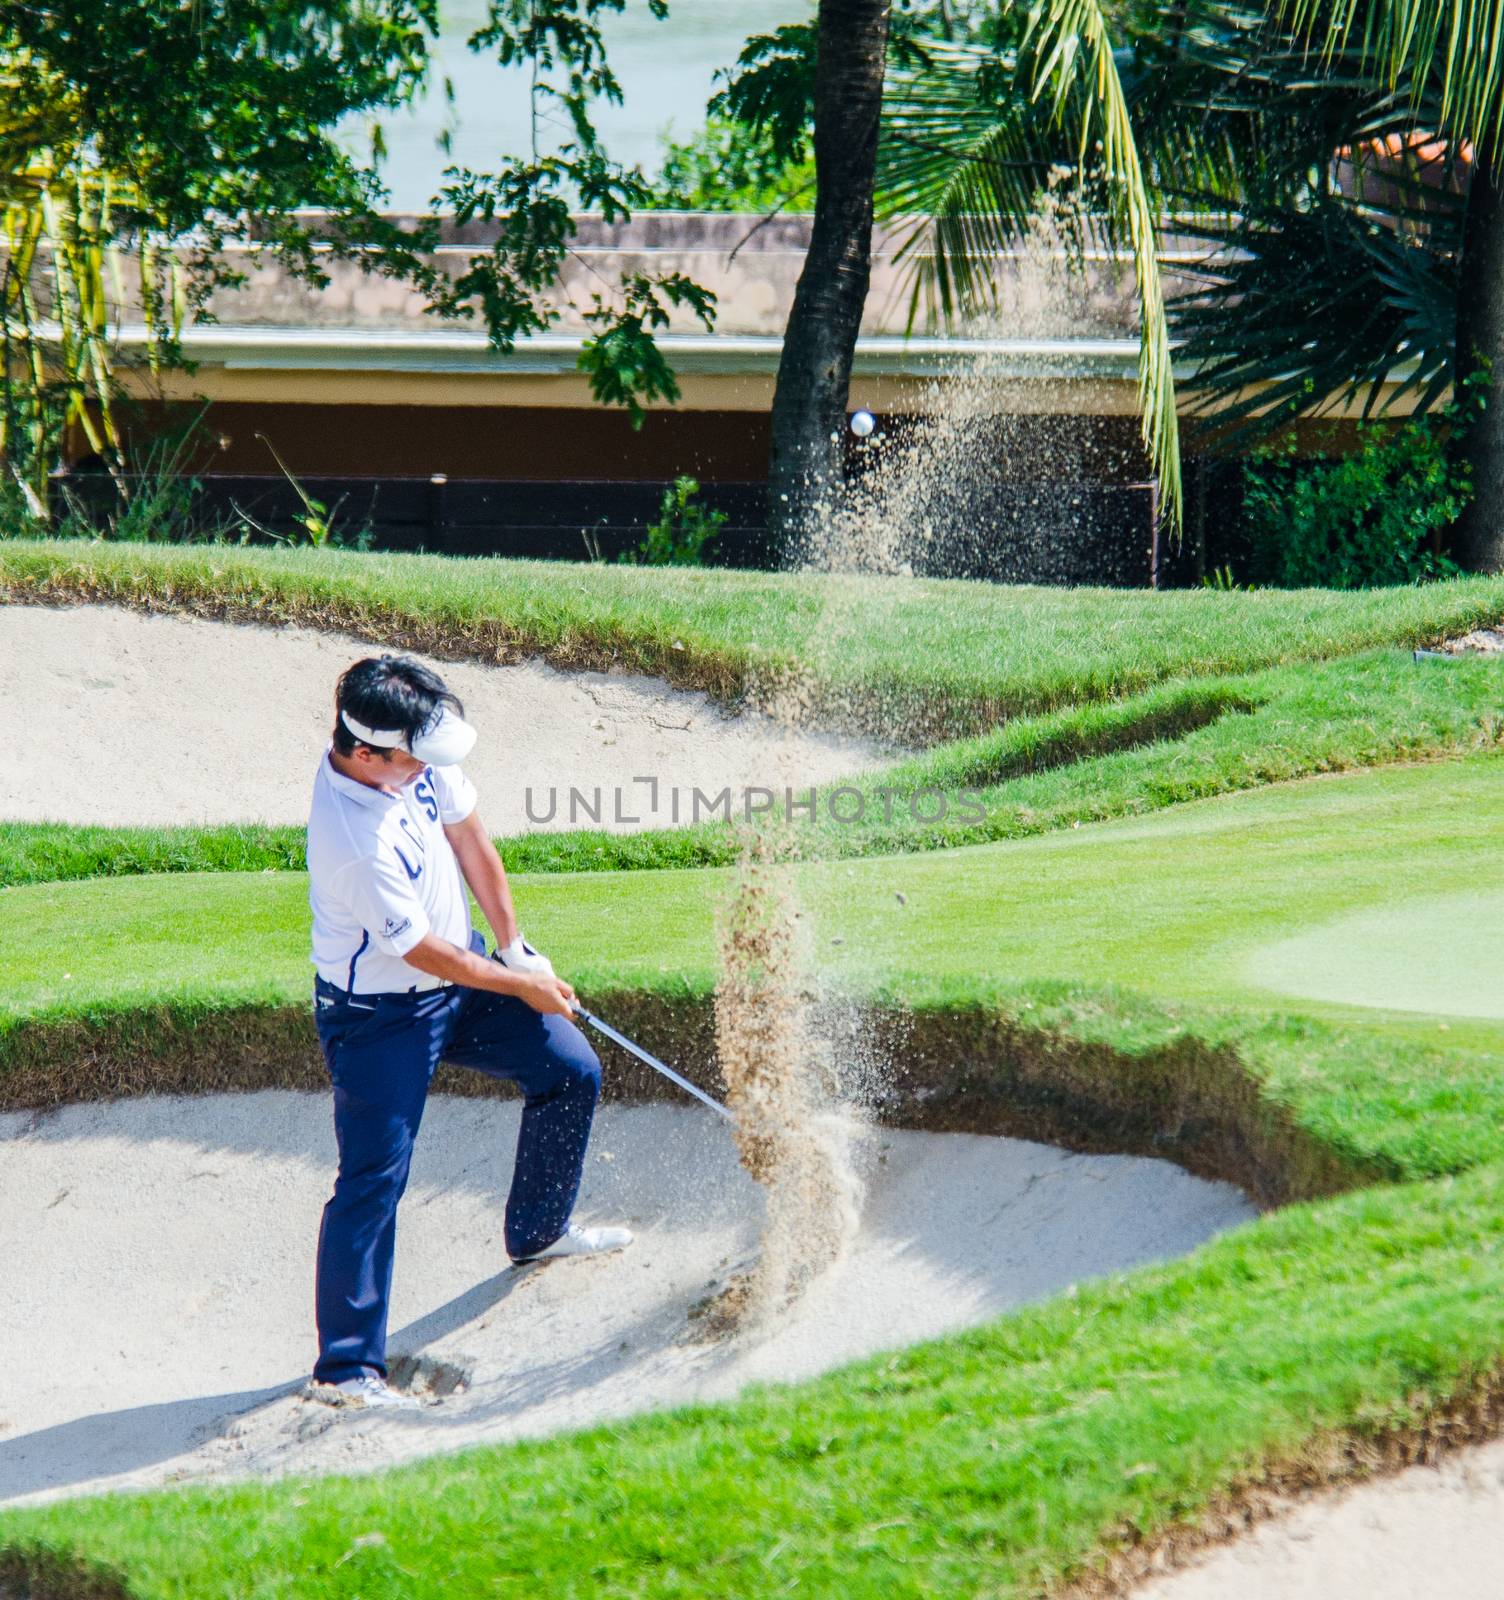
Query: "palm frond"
1022 0 1183 529
878 43 1061 326
1274 0 1504 158
1170 180 1457 445
877 27 1184 531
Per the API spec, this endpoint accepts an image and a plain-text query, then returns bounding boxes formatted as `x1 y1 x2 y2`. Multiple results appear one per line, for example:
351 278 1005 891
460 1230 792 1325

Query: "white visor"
341 705 477 766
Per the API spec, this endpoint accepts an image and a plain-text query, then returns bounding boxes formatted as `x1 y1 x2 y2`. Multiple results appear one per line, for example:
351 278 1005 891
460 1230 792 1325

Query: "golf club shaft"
572 1005 735 1123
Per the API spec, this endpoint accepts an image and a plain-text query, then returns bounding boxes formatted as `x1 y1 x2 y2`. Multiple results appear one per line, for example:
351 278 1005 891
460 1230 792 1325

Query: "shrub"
1242 399 1476 588
51 434 213 545
37 405 230 544
619 476 727 567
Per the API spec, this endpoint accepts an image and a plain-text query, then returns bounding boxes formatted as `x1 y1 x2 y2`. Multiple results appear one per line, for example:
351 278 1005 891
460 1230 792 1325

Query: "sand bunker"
0 602 893 830
0 1091 1254 1507
1135 1439 1504 1599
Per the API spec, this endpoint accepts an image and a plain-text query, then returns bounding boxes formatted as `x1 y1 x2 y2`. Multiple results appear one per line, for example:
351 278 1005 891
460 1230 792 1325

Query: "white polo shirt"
307 743 479 995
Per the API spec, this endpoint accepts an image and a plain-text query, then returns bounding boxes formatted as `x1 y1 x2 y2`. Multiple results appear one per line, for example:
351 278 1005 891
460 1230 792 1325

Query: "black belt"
314 973 453 1010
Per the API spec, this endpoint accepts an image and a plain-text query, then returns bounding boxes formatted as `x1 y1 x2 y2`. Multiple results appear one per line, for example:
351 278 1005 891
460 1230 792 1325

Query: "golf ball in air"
849 410 876 438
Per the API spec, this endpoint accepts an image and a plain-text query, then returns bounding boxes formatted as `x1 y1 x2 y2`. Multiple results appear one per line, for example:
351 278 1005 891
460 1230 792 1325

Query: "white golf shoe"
515 1222 634 1262
306 1373 422 1411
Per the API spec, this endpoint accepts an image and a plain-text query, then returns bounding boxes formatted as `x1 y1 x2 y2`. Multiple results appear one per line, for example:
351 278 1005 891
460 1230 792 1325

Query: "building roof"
78 214 1427 418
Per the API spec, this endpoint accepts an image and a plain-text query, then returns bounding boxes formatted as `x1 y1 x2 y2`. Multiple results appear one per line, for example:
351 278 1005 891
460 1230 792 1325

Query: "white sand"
0 601 892 829
1134 1443 1504 1599
0 1092 1255 1507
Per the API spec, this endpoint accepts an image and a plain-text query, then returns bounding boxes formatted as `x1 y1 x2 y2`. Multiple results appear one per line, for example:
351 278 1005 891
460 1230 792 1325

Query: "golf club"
571 1003 735 1123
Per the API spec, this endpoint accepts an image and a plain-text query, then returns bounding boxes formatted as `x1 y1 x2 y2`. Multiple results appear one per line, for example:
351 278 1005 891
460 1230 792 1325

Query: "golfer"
304 654 631 1411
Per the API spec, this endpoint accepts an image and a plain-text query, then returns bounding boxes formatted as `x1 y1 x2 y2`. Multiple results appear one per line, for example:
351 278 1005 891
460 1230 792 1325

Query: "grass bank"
7 757 1502 1184
4 539 1504 740
5 649 1501 885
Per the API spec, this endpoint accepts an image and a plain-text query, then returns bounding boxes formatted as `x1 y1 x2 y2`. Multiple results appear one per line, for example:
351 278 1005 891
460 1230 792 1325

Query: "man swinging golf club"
304 654 632 1411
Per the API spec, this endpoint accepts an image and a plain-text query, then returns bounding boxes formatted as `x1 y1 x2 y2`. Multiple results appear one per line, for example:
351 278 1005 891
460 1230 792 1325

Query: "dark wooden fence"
51 473 1174 585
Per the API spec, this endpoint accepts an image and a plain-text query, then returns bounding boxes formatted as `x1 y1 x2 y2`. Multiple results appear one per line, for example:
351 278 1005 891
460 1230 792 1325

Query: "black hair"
332 656 465 758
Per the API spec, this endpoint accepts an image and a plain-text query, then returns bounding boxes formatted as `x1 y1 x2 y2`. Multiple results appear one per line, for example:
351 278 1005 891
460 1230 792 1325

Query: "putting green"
1244 890 1504 1020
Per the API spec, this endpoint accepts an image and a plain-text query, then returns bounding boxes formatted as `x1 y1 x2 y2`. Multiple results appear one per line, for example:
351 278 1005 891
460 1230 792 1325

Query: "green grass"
5 649 1502 884
5 538 1504 738
10 754 1504 1021
7 549 1504 1596
8 757 1504 1182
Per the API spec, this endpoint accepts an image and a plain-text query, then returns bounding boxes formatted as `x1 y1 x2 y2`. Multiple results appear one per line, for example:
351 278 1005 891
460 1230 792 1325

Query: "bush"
51 439 212 545
647 116 814 213
619 477 727 567
1242 401 1475 588
39 405 227 545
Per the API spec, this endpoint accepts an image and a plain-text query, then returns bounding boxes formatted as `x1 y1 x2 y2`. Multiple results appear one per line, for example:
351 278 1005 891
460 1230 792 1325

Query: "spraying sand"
0 1091 1254 1507
699 238 1122 1327
0 601 892 830
794 182 1127 587
710 832 864 1325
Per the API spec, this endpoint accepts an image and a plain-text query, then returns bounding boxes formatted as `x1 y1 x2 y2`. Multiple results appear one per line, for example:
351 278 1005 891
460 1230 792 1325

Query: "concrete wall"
185 212 1161 339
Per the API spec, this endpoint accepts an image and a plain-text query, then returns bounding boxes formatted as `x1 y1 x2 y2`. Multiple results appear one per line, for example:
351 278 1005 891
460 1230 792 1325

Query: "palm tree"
748 0 1187 560
1119 1 1466 430
1123 0 1504 568
768 0 893 556
877 0 1504 569
1282 0 1504 567
877 1 1187 542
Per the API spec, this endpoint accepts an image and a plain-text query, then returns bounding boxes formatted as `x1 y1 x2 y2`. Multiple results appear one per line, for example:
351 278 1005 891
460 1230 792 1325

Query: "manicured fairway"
7 756 1502 1039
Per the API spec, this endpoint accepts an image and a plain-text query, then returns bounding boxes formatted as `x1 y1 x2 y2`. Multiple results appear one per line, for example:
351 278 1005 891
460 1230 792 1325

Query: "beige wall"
135 362 1153 416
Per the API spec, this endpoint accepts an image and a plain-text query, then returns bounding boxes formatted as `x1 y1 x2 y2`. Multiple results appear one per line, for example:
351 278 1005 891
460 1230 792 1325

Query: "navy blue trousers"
311 929 601 1385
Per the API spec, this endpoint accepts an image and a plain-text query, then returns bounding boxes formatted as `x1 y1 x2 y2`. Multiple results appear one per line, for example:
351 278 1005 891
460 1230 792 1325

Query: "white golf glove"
496 933 555 978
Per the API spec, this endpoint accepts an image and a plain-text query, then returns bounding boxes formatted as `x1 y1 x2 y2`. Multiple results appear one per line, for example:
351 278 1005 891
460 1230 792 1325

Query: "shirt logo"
383 915 412 939
413 776 440 822
396 816 426 880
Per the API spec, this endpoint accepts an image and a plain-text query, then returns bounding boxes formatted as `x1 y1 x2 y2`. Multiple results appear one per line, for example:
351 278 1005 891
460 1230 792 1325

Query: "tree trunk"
765 0 891 563
1454 146 1504 571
